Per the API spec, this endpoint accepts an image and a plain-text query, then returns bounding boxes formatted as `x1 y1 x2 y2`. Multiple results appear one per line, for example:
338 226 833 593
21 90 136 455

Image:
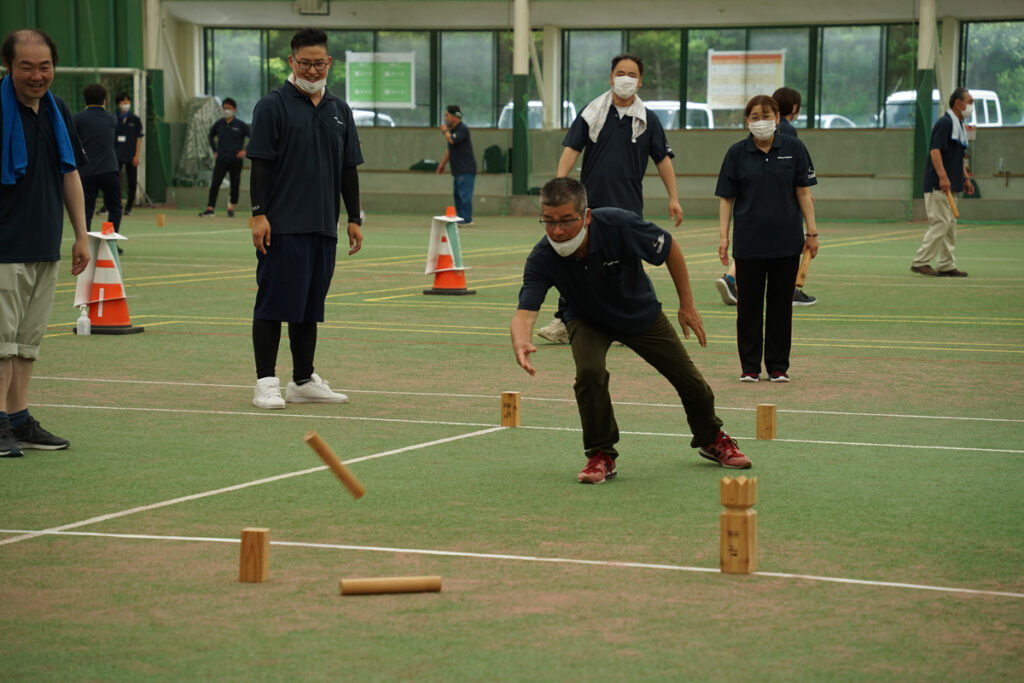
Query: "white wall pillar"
938 16 961 105
513 0 530 75
542 25 561 130
916 0 936 71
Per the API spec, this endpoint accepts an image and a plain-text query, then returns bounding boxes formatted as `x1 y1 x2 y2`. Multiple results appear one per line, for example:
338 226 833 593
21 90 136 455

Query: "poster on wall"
345 51 415 109
707 50 786 109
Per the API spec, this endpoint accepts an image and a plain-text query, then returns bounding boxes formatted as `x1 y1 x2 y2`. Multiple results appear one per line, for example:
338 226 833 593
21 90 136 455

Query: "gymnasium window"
440 32 496 128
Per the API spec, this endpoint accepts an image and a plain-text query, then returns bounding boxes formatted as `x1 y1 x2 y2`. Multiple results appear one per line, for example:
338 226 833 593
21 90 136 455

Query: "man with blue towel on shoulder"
0 29 90 457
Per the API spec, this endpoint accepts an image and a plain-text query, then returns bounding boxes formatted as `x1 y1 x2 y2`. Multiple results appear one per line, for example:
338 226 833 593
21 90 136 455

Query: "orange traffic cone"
77 226 144 334
424 208 475 296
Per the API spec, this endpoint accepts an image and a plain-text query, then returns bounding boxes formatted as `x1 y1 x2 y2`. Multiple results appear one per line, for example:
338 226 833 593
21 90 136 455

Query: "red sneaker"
698 432 751 469
577 451 617 484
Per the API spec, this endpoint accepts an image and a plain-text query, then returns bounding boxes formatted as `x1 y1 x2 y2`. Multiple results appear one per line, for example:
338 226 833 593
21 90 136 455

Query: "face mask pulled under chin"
612 76 639 99
547 225 587 257
747 119 776 140
293 75 327 95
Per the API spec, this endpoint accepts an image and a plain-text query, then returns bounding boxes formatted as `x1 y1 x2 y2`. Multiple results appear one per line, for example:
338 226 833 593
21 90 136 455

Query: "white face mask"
612 76 639 99
293 76 326 95
961 103 974 119
223 109 235 119
547 225 587 257
119 103 131 113
748 119 776 140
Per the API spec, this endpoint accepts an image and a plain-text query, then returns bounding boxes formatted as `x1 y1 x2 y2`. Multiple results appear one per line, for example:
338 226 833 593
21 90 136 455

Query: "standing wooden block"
156 213 166 227
239 527 270 582
304 430 366 499
720 476 758 574
501 391 521 427
756 404 776 440
339 576 442 595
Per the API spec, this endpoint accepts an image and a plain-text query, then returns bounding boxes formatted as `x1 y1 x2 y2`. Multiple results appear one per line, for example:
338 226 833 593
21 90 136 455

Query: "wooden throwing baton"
304 430 366 499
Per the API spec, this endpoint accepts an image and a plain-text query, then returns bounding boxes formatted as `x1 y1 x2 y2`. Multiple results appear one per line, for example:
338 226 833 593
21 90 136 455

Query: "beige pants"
913 191 958 271
0 261 59 360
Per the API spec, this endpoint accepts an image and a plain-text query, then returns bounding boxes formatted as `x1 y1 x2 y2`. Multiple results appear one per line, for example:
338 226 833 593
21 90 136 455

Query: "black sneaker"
715 274 738 305
792 289 816 306
124 209 132 216
198 209 215 217
13 417 70 450
227 207 235 217
0 420 23 457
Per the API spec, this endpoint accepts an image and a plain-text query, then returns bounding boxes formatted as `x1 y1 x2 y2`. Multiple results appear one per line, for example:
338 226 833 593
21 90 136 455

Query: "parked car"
883 89 1002 128
794 113 857 129
352 109 397 127
497 100 578 129
644 100 716 129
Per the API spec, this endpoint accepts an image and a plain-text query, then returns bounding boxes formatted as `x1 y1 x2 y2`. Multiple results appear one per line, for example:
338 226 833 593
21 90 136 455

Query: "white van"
497 100 578 129
644 101 715 130
884 89 1003 128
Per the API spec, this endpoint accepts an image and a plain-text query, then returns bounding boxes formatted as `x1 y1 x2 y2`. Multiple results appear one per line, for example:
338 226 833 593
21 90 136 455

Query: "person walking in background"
114 91 142 215
0 29 90 456
73 84 123 249
539 53 682 344
436 104 476 226
715 86 817 307
200 97 249 218
247 28 364 410
715 95 818 383
910 87 974 278
510 178 751 484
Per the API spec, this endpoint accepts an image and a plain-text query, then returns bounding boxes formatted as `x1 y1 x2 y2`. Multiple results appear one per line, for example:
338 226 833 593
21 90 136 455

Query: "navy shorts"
253 233 337 323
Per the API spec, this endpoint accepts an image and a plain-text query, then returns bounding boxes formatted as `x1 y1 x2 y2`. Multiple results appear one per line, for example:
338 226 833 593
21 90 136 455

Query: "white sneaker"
253 377 286 409
536 317 569 344
286 373 349 404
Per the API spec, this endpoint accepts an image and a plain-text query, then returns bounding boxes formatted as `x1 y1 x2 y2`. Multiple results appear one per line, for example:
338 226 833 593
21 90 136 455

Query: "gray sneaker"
1 419 24 457
12 417 68 451
715 275 738 305
536 317 569 344
792 288 817 306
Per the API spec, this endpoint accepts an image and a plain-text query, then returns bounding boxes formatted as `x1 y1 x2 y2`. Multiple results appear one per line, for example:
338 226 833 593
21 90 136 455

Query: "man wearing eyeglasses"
510 178 750 484
246 28 364 410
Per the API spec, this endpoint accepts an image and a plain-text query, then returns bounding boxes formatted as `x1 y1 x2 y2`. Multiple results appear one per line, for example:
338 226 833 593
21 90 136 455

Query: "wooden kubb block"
756 404 776 440
720 476 758 574
239 527 270 582
501 391 520 427
156 213 166 227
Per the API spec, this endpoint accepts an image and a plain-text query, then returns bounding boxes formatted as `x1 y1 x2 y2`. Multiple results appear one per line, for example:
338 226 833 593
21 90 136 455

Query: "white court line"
1 529 1020 601
33 376 1023 424
28 402 1024 454
0 426 504 548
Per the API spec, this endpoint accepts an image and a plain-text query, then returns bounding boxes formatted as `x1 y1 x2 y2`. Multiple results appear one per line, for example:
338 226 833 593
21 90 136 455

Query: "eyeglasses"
294 59 329 73
539 216 583 229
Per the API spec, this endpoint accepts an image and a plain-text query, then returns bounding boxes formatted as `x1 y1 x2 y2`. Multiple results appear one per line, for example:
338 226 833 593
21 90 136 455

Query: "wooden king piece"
720 476 758 574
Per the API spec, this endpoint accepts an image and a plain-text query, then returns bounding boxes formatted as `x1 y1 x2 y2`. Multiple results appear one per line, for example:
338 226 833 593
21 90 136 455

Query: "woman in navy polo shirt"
715 95 819 383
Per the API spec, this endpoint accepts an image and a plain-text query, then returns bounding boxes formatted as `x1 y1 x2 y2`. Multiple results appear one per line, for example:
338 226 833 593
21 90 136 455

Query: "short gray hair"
540 177 588 213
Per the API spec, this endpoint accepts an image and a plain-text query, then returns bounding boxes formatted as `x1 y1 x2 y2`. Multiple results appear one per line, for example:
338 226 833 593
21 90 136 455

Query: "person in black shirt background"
199 97 249 218
73 83 122 242
114 91 143 215
436 104 476 226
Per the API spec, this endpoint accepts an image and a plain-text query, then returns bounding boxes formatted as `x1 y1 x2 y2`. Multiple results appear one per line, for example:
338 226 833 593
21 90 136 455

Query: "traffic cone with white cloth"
73 222 144 334
423 206 476 295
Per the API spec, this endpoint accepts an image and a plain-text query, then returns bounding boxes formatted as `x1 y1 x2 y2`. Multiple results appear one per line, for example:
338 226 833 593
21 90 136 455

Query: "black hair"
222 97 237 109
446 104 462 118
610 53 643 77
745 94 779 118
115 91 131 104
83 83 107 106
949 87 970 109
771 87 802 117
291 28 328 52
1 28 59 68
540 177 588 214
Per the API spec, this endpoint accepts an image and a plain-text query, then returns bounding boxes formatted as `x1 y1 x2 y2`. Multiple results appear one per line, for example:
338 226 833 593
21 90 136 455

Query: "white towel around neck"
581 90 647 143
946 108 969 148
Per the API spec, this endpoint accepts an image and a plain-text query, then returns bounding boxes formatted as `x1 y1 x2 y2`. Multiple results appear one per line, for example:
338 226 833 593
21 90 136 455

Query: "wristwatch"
348 216 363 226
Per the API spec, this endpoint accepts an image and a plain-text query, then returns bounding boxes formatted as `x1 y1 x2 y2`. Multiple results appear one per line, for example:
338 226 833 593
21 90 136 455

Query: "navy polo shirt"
562 106 674 215
74 106 119 176
0 89 84 263
517 207 672 334
247 82 363 237
116 112 143 162
446 121 476 175
209 117 251 162
777 117 798 138
923 113 967 193
715 134 817 260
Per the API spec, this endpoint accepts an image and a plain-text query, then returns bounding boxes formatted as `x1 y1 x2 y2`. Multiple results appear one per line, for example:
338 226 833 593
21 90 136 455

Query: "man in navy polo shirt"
436 104 476 226
114 91 143 215
246 28 364 410
73 83 123 240
539 53 682 345
510 178 750 484
911 87 975 277
1 29 90 456
199 97 250 218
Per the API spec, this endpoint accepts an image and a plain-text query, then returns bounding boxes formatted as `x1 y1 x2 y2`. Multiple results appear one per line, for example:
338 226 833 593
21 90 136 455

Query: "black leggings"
252 319 317 383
